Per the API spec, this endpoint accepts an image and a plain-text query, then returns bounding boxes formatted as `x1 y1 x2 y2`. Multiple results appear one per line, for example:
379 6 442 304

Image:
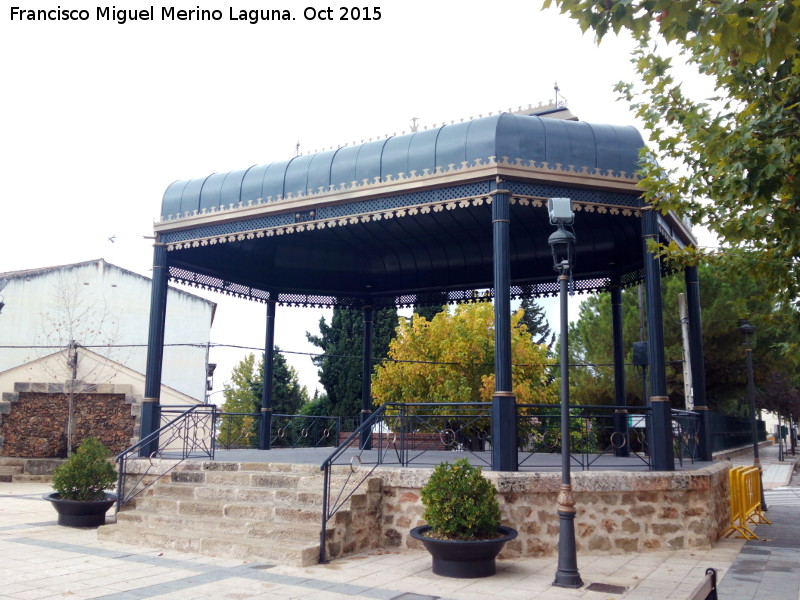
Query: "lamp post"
738 319 767 511
548 198 583 589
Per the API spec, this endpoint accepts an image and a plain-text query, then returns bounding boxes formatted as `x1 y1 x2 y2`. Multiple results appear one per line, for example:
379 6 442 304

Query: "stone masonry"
377 462 730 558
112 458 730 564
0 382 140 457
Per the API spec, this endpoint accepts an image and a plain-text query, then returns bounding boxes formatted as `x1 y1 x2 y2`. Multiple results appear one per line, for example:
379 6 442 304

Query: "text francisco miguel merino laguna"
10 5 383 24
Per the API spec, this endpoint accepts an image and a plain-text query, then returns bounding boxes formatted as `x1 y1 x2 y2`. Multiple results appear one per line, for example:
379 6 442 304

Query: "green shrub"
420 458 501 540
52 438 117 501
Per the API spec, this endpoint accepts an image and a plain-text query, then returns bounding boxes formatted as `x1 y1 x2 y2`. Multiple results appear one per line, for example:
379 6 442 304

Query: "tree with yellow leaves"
371 302 556 408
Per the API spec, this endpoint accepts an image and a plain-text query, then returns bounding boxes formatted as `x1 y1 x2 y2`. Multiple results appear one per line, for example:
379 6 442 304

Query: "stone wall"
376 462 731 558
0 382 139 457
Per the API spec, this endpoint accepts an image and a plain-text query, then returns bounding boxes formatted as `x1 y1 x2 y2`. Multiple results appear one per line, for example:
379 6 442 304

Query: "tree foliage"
568 265 800 418
220 349 308 415
546 0 800 302
519 297 556 350
371 302 556 407
419 459 501 541
306 306 398 417
51 437 117 502
218 349 309 447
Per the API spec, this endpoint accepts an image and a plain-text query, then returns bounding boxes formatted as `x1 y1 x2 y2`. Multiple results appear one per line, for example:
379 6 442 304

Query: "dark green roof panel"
161 113 644 219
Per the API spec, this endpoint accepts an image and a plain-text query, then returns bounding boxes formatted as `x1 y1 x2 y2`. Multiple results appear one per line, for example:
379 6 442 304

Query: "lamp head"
738 319 756 347
548 226 576 273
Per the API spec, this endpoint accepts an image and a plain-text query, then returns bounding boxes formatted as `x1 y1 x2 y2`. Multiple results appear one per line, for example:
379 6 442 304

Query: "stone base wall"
376 463 731 558
0 382 140 457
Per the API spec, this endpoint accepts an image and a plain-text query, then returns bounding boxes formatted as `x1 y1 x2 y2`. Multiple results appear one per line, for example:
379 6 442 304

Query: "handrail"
319 404 389 563
115 404 216 511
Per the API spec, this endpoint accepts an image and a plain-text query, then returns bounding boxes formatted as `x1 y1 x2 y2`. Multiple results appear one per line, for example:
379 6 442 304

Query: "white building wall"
0 260 214 400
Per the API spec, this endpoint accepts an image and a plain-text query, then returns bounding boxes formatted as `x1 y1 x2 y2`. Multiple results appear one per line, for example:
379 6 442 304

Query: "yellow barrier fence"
722 465 771 540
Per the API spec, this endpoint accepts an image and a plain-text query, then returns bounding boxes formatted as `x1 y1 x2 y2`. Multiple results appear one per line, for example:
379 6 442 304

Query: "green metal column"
360 304 374 450
258 298 276 450
642 210 674 471
491 183 517 471
611 281 630 457
140 242 168 457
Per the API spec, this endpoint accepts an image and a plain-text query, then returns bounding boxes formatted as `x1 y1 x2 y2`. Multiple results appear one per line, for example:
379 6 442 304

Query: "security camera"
547 197 574 226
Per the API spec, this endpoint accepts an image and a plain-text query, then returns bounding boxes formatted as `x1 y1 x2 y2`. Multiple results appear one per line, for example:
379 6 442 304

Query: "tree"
306 306 398 417
32 272 127 456
567 265 800 416
546 0 800 303
371 303 556 407
218 349 309 447
519 297 556 350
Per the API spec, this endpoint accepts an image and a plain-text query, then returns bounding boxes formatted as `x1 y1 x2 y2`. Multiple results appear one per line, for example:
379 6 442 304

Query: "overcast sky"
3 1 704 398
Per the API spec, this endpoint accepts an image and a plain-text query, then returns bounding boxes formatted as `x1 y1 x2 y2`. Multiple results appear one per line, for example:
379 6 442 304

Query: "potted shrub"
44 437 118 527
410 458 517 578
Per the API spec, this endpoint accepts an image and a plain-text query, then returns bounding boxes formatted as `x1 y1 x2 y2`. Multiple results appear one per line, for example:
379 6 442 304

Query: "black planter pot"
44 492 116 527
410 525 518 578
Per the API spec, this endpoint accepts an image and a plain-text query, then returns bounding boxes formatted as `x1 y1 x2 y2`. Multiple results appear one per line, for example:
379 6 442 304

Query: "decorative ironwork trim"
164 193 641 253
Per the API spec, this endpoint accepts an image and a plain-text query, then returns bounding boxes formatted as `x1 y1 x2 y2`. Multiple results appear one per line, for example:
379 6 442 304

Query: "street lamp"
548 198 583 589
738 319 767 511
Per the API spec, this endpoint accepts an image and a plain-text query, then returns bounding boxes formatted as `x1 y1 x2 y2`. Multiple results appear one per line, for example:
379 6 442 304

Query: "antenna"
295 141 300 157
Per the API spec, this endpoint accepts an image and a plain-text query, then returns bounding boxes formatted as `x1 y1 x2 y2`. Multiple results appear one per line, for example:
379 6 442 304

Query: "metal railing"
115 404 216 510
672 409 701 465
320 405 391 563
318 402 705 560
271 414 341 448
214 411 260 450
709 412 767 452
517 404 653 470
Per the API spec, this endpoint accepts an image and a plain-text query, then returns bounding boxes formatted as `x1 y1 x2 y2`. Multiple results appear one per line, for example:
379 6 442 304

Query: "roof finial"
410 117 420 132
295 141 300 157
554 82 568 108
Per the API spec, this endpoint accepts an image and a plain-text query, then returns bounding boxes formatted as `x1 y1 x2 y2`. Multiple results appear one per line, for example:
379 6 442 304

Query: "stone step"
0 465 24 475
130 496 327 524
150 483 324 506
97 522 321 567
106 460 376 567
167 469 329 491
115 508 328 541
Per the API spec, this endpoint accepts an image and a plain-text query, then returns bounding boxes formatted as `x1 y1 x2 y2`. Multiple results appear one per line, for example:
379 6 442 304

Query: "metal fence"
709 412 767 452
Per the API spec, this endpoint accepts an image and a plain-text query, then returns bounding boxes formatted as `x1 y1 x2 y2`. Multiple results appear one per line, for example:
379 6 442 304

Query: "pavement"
0 445 796 600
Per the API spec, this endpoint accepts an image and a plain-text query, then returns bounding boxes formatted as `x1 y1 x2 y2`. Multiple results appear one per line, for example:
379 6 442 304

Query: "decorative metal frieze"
164 191 641 253
156 154 641 225
509 195 641 218
164 193 497 251
293 209 317 223
506 180 644 209
168 265 616 309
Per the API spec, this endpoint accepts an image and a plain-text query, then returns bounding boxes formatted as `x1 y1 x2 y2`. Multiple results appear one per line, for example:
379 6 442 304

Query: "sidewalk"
0 446 794 600
717 443 800 600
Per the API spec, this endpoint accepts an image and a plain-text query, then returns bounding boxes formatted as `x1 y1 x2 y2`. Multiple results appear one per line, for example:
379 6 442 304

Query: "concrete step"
97 522 321 567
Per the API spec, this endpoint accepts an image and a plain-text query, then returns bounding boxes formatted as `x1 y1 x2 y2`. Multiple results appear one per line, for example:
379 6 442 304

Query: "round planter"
44 492 116 527
410 525 518 578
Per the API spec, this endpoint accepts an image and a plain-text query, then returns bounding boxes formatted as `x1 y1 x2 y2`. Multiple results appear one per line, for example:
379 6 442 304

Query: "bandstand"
141 106 712 472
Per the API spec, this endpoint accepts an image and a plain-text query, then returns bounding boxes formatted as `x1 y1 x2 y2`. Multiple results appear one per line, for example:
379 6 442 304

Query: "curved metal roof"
161 114 644 219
